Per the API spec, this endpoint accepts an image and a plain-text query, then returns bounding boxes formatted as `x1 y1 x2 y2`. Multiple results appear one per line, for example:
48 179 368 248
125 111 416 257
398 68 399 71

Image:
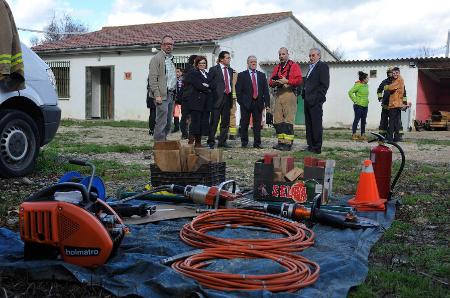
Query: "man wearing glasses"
148 35 177 141
301 48 330 154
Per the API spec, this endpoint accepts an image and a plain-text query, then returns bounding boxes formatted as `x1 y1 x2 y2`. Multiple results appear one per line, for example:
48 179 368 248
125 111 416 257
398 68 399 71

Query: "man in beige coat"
148 35 177 141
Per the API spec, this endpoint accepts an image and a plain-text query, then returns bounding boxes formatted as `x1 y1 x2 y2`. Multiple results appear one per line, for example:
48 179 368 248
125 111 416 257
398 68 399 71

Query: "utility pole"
446 30 450 58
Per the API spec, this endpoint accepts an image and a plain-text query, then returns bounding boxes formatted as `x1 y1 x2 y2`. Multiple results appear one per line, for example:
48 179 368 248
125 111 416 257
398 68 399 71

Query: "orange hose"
180 209 315 252
173 209 320 292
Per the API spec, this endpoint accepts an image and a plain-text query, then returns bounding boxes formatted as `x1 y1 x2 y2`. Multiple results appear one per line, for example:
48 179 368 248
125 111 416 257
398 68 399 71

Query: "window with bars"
46 61 70 99
173 56 190 71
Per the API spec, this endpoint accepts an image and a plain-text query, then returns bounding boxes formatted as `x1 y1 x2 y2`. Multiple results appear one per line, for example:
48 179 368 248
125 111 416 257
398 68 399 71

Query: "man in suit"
235 55 270 149
301 48 330 154
207 51 234 148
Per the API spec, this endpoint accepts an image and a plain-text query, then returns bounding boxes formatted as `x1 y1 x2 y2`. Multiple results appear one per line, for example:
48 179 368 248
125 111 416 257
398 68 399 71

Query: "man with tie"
207 51 234 148
269 47 303 151
235 55 270 148
301 48 330 154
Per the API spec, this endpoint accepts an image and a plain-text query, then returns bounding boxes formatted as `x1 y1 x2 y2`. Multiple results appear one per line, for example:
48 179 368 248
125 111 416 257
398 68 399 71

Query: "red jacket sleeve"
269 65 279 87
288 63 303 87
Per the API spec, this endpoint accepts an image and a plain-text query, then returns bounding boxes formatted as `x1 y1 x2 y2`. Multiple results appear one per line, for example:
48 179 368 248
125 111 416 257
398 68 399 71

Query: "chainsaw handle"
26 182 90 204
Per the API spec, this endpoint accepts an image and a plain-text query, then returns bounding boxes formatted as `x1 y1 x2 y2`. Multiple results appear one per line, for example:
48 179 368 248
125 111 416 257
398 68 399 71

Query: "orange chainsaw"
19 160 128 268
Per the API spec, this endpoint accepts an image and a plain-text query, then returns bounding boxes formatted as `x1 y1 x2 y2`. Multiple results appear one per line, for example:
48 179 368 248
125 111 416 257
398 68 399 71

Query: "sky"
8 0 450 60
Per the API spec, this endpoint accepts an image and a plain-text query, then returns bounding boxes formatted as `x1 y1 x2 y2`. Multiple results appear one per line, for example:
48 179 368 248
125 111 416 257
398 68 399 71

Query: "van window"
47 61 70 99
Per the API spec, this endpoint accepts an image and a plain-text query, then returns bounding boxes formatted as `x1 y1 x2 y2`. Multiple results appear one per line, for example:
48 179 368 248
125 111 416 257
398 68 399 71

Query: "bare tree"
331 46 345 60
42 12 88 43
417 45 432 57
30 35 40 46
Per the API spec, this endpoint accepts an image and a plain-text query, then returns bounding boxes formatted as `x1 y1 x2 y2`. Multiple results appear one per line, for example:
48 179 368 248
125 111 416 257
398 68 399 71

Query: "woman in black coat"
184 56 212 147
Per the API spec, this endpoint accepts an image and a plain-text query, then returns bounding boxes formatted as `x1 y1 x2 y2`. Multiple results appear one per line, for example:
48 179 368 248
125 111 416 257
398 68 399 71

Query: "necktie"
251 70 258 99
223 67 230 94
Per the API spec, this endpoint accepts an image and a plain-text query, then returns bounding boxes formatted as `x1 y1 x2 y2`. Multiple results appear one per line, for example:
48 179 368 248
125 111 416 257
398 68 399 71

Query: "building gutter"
34 41 216 57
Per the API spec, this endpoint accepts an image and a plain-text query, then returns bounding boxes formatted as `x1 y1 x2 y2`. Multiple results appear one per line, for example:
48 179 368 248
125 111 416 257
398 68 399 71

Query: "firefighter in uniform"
0 0 25 91
377 67 407 139
229 70 238 140
269 47 302 151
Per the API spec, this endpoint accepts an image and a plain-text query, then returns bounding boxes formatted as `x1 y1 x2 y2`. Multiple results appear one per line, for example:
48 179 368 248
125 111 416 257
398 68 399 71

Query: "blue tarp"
0 201 396 298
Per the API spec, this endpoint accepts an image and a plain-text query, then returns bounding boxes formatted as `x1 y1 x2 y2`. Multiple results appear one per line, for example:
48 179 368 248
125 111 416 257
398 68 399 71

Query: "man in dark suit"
301 48 330 154
207 51 234 148
235 55 270 148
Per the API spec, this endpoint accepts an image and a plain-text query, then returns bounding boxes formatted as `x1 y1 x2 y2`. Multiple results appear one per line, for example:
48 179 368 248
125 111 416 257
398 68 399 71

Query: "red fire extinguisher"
369 133 405 200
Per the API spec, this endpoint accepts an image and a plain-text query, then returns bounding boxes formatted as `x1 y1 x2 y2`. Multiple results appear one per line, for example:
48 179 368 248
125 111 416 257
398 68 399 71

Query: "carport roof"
260 57 450 65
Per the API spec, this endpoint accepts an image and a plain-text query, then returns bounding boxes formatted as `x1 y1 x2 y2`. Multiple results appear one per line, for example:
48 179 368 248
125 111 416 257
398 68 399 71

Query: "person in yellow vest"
0 0 25 91
229 70 238 140
384 67 404 142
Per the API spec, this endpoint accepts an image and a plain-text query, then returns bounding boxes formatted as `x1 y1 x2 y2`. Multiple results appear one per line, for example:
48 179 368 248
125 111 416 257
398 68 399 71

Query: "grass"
61 119 148 128
36 149 147 180
1 120 449 297
416 139 450 146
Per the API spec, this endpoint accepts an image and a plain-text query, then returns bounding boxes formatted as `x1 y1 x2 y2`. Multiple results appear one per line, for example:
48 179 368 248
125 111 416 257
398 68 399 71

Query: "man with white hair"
301 47 330 154
235 55 270 148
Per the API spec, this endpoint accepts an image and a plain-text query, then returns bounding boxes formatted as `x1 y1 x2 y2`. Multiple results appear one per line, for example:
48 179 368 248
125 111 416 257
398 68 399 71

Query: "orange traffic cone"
348 160 386 211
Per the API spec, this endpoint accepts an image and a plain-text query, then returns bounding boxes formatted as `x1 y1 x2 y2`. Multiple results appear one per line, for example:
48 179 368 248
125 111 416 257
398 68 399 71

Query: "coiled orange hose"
172 247 320 292
180 209 315 251
173 209 320 292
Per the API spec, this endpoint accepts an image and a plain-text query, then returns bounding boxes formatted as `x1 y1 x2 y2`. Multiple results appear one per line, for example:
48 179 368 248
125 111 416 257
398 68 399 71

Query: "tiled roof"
32 12 292 52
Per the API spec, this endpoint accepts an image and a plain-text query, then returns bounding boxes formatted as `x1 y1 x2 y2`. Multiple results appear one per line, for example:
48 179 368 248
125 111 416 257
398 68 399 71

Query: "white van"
0 43 60 177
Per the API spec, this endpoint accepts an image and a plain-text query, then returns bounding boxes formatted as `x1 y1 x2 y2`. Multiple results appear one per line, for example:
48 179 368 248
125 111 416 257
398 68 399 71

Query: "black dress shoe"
241 143 248 148
253 144 263 149
218 143 232 148
229 135 236 140
312 149 321 154
272 143 283 150
280 144 292 151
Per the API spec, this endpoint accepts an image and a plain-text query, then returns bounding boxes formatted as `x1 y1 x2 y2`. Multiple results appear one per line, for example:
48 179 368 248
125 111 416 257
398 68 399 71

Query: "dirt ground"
58 125 450 166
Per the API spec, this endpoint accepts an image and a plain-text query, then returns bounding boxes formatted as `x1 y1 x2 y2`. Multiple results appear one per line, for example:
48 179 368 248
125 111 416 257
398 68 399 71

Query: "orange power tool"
19 160 128 268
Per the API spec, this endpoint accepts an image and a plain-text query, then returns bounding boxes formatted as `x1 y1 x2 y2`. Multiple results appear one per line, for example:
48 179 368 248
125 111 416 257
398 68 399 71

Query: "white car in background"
0 43 60 177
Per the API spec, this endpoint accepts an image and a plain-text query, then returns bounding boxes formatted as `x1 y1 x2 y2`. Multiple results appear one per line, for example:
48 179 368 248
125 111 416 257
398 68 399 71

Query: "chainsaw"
19 160 129 268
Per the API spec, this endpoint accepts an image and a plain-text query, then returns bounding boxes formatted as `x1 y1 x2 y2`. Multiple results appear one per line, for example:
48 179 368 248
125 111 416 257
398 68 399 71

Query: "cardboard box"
154 150 181 172
194 148 223 163
280 156 294 175
285 167 303 182
154 140 181 150
180 145 195 171
303 159 335 204
253 160 306 202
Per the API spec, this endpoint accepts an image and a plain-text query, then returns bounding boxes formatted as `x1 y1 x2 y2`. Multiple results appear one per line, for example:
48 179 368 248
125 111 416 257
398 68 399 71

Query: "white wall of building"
44 47 213 120
219 17 335 74
322 62 418 129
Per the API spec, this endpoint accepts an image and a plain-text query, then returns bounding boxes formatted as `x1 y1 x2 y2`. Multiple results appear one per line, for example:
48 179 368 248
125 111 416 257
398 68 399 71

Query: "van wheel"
0 110 40 177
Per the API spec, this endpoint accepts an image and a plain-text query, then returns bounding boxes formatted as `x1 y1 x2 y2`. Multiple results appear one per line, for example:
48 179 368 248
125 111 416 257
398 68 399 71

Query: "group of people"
349 67 407 142
147 35 333 153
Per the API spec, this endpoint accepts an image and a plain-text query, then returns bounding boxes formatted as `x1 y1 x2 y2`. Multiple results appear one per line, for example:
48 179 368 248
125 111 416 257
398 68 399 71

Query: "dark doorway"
85 66 114 119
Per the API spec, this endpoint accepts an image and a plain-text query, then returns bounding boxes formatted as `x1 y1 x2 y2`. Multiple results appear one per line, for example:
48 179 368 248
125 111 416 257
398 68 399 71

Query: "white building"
261 57 450 130
33 11 337 121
